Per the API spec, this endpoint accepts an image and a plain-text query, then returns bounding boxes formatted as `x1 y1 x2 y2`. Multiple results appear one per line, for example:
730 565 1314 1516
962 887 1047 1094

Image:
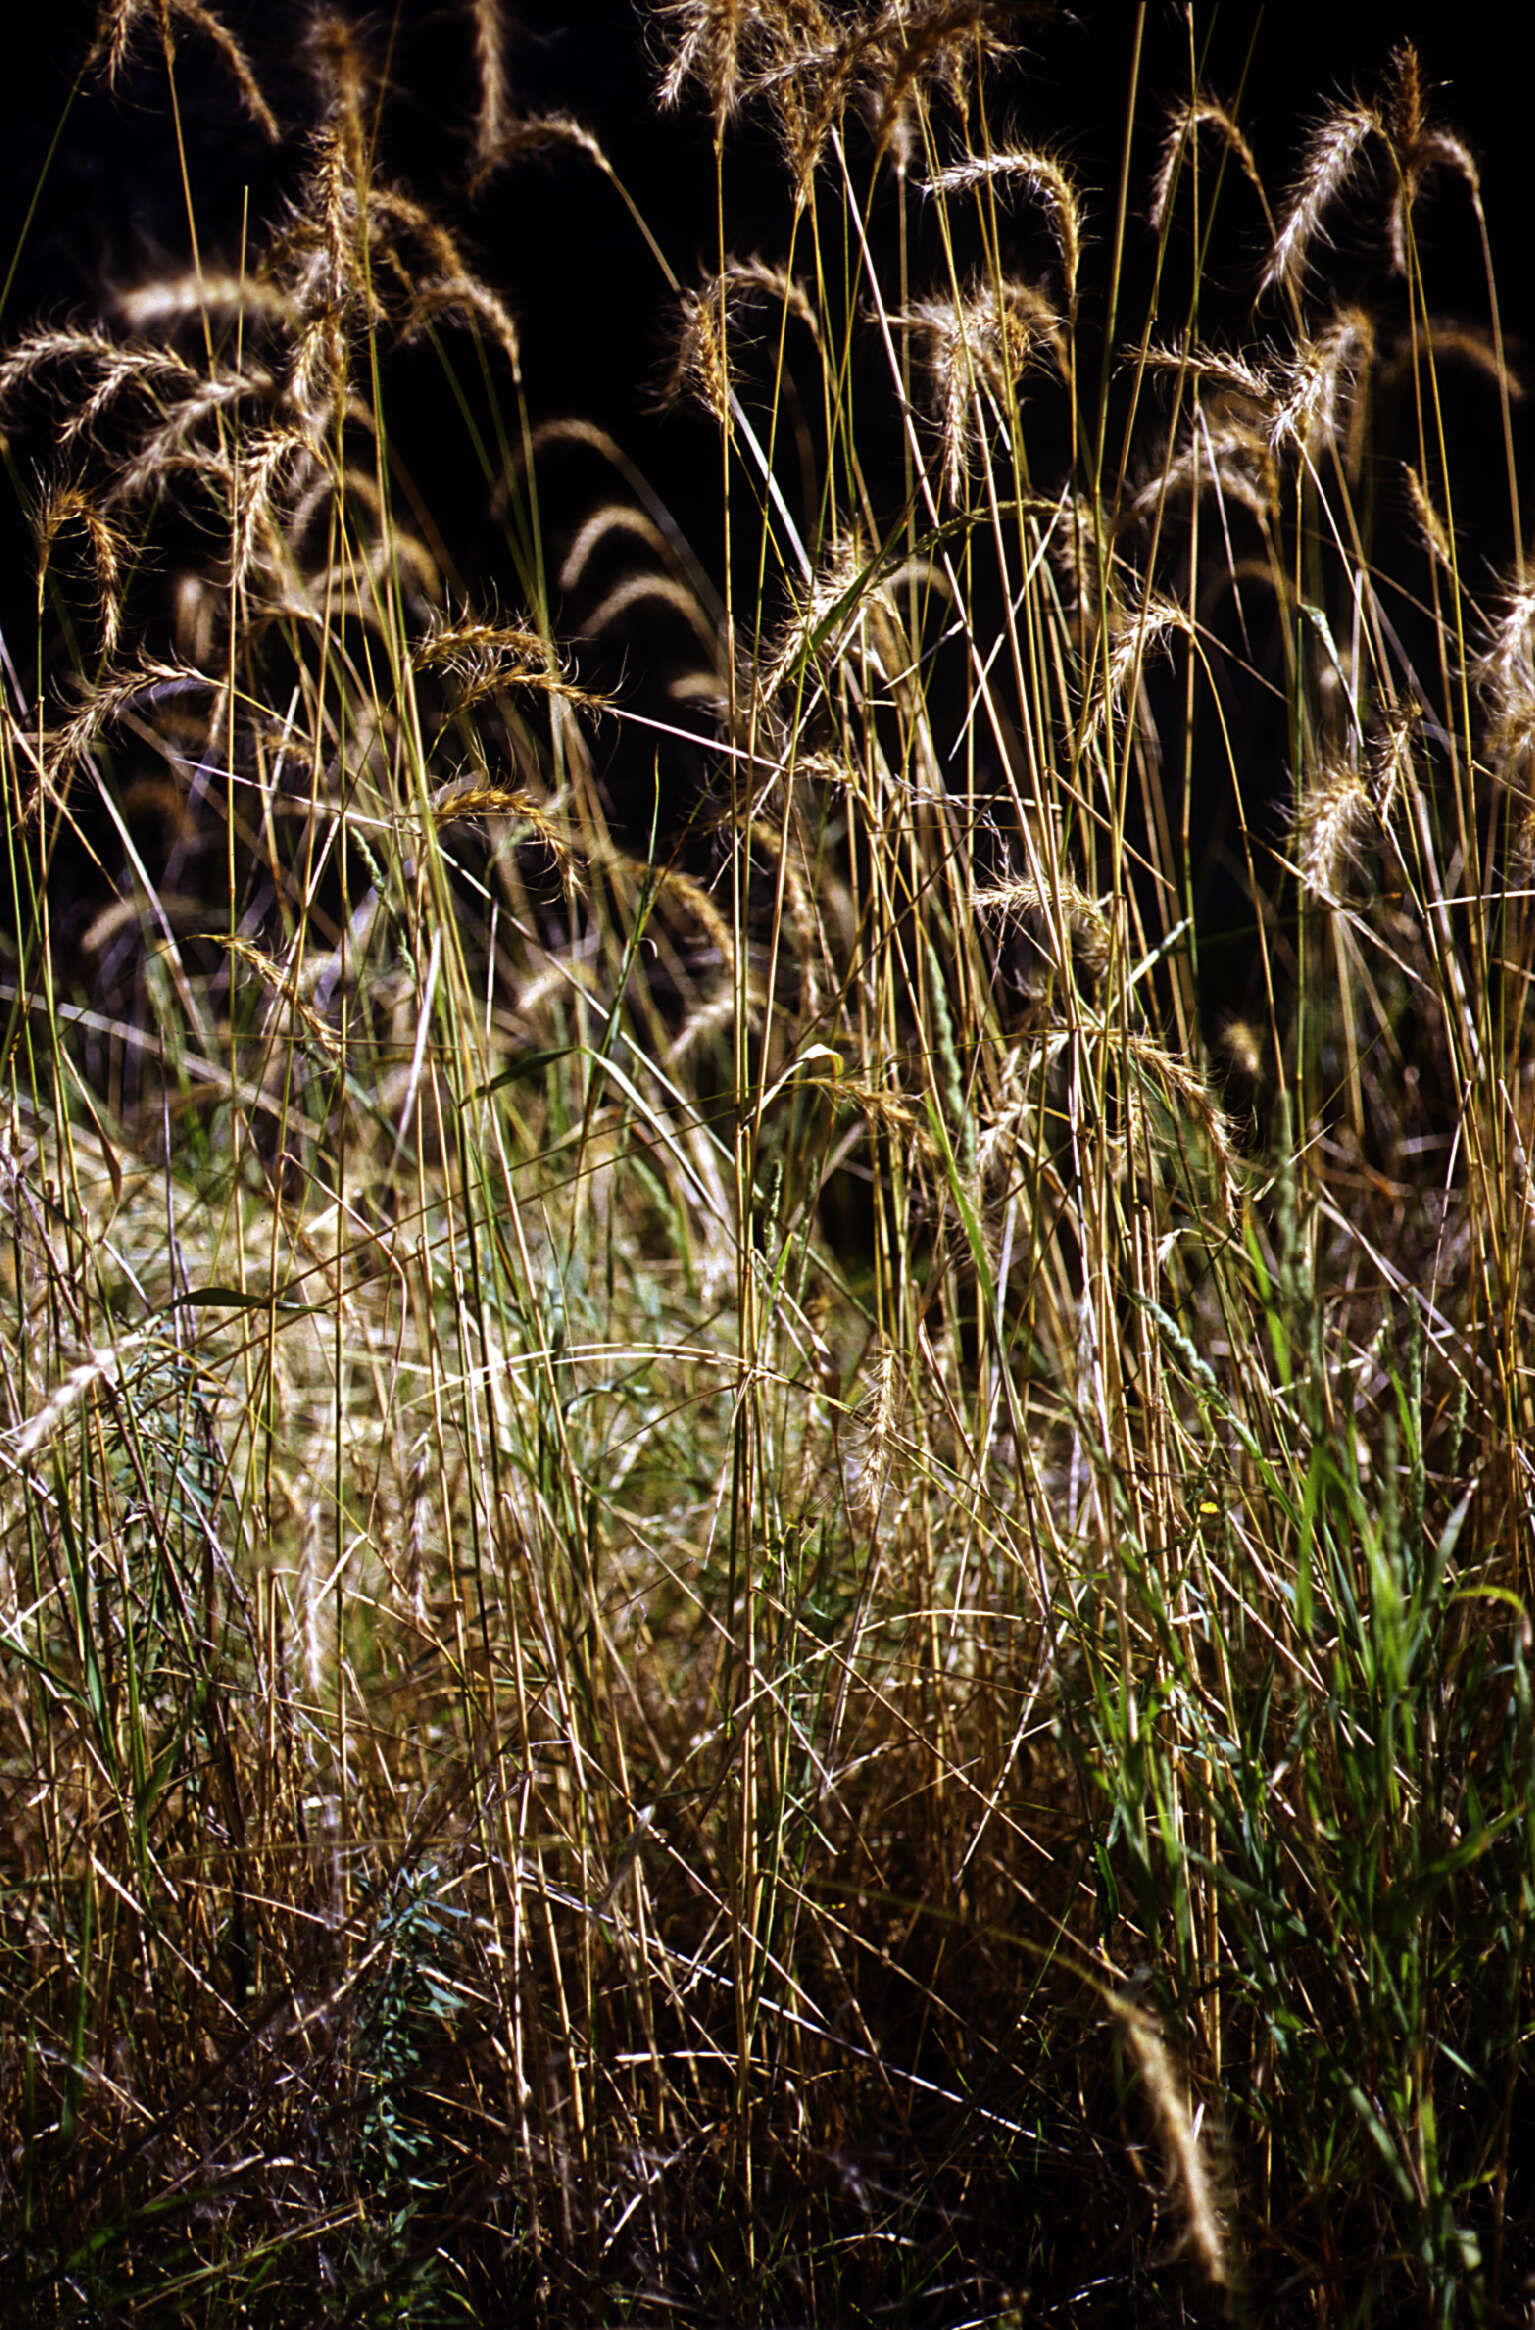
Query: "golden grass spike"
170 0 279 139
658 0 749 134
924 146 1082 312
38 485 128 663
1261 101 1380 300
582 572 724 664
1477 580 1535 783
1404 464 1453 569
308 9 371 201
972 874 1112 990
1148 93 1263 234
1273 306 1374 471
41 655 217 786
560 508 674 593
904 276 1064 503
1386 39 1424 156
869 1 1024 172
1141 342 1276 411
492 110 614 175
665 284 733 421
91 0 278 139
1111 1992 1232 2295
1291 757 1373 907
113 274 291 331
467 0 510 193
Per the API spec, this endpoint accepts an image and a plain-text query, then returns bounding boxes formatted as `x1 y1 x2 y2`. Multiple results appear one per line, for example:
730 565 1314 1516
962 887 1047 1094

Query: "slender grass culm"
1 4 1531 2323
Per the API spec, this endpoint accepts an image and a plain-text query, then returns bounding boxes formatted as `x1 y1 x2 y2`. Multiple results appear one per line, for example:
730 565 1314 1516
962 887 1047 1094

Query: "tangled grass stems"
1 9 1533 2325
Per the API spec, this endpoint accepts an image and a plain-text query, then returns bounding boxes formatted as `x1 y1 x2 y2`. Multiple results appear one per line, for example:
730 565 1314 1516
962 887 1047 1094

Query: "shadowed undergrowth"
1 5 1533 2323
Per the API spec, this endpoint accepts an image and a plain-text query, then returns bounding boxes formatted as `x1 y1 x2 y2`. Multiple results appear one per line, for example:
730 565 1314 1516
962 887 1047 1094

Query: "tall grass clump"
1 5 1532 2321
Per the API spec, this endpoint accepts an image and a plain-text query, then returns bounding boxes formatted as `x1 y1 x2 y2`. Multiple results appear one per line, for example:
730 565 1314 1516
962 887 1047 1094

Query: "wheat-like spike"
972 874 1112 986
228 425 311 599
1384 39 1482 270
406 274 523 383
214 936 345 1059
1148 93 1263 233
869 2 1023 175
905 277 1064 502
467 0 510 193
91 0 278 138
925 147 1082 311
36 657 217 814
1386 40 1424 156
758 526 881 700
91 0 144 85
1134 416 1279 525
1121 1033 1240 1220
105 366 279 504
38 484 127 663
1478 582 1535 781
430 784 586 886
582 573 724 664
1388 319 1521 403
1141 343 1277 410
843 1342 902 1517
1273 306 1374 470
1261 102 1380 300
665 284 733 421
1217 1017 1263 1082
1291 757 1374 906
170 0 279 139
1112 1994 1232 2293
491 111 614 175
669 986 740 1067
1103 592 1192 704
113 273 291 331
308 10 370 201
9 1331 154 1462
0 326 119 412
560 508 675 594
658 0 750 134
1366 710 1418 829
415 614 549 671
654 863 738 969
719 256 823 345
1404 464 1453 569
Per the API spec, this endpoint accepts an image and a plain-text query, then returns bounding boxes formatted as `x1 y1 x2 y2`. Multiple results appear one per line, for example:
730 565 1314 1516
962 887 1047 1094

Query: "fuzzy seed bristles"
1148 93 1263 234
904 276 1064 502
92 0 279 140
1261 102 1380 301
1291 758 1374 906
467 0 511 194
1112 1994 1232 2294
924 147 1082 311
38 484 127 662
1404 464 1453 568
658 0 750 135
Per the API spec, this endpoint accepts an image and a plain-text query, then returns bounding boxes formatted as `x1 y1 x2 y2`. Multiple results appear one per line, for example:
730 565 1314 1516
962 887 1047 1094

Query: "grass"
1 4 1532 2321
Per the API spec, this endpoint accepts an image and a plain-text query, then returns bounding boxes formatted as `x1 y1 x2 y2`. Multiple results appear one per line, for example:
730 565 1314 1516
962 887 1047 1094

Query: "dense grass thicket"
2 4 1533 2321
